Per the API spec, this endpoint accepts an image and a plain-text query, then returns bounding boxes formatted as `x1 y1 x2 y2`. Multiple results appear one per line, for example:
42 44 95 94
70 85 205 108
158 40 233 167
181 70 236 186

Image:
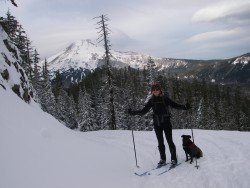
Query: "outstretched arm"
129 99 152 116
165 97 188 110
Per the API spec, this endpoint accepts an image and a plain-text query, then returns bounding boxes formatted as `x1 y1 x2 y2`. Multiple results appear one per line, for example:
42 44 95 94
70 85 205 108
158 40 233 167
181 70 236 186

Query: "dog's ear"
181 135 184 138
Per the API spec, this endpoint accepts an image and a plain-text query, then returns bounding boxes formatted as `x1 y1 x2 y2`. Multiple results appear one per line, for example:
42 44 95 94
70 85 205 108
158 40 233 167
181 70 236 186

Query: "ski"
134 162 170 176
157 163 181 176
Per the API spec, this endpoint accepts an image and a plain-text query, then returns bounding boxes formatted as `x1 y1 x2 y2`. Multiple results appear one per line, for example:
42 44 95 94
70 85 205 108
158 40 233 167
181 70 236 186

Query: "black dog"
181 135 203 164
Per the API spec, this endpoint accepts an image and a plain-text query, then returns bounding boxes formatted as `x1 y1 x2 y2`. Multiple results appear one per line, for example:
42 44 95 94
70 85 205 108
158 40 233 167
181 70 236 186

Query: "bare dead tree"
94 14 116 130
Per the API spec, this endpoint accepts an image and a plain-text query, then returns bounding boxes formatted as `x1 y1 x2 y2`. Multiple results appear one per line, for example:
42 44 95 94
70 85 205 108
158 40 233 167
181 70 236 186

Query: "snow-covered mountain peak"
66 39 102 53
39 39 192 85
44 38 172 73
42 39 155 75
45 39 105 72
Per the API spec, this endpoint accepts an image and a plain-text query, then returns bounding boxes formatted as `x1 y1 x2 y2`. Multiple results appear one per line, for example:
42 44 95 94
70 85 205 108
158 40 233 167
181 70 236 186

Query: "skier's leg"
163 119 177 162
154 125 166 161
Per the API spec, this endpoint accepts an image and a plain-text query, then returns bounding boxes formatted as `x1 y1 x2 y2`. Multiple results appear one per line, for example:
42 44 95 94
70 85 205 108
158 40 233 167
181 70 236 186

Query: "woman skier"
128 83 191 167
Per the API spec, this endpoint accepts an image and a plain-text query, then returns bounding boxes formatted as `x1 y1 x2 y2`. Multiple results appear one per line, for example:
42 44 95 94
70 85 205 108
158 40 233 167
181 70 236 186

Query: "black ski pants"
154 116 177 162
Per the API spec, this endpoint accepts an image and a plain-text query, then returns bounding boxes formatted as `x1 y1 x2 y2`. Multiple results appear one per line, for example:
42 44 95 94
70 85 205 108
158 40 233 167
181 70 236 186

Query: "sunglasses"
152 88 160 91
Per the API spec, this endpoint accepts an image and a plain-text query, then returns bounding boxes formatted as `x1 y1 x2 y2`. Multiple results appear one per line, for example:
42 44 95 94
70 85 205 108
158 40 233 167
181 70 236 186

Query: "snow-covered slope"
1 84 250 188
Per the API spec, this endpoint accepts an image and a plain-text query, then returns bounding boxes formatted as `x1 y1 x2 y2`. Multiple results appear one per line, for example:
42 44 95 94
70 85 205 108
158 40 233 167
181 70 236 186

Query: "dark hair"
151 83 162 93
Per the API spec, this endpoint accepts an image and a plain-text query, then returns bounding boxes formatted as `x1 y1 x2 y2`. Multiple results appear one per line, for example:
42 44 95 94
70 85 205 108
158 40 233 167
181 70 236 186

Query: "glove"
185 102 191 110
127 108 133 115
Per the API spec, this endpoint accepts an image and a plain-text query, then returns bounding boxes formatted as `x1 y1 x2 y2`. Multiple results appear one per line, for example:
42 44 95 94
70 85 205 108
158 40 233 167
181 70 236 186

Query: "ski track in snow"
133 130 249 188
91 130 250 188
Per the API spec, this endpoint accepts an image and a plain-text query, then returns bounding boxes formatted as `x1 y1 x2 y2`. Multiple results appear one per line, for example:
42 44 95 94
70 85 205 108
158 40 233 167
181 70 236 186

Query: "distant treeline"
51 67 250 132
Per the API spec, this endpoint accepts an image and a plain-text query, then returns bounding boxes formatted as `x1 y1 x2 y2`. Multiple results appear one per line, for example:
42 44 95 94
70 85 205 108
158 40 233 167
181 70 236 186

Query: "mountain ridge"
40 39 250 86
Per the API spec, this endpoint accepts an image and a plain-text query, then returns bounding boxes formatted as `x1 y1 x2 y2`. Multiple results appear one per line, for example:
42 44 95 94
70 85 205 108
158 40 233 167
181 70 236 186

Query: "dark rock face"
1 69 9 80
1 52 11 66
23 88 31 103
12 84 21 98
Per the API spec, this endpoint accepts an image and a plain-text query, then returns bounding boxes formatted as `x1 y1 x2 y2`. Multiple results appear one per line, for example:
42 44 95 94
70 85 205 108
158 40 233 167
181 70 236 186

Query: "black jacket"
131 95 187 117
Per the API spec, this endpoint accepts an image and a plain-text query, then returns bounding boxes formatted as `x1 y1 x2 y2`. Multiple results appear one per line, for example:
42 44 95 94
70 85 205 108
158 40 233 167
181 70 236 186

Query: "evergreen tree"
14 25 26 54
53 70 63 102
24 36 33 78
39 58 57 117
77 89 96 131
56 90 78 129
147 57 157 88
2 10 18 41
30 49 41 93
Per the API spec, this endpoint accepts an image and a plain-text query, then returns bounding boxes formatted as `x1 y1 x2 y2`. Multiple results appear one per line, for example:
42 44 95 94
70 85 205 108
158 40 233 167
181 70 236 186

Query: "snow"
39 39 187 78
233 57 250 65
1 87 250 188
0 27 21 88
41 39 152 72
0 25 34 103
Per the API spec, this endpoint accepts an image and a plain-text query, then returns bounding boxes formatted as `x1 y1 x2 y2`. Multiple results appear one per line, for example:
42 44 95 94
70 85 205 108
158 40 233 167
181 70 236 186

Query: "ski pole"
191 127 195 143
129 95 139 168
189 110 199 169
131 127 139 168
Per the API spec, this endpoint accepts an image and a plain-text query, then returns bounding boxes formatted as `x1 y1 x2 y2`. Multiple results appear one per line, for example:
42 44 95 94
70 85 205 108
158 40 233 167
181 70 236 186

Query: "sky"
1 0 250 60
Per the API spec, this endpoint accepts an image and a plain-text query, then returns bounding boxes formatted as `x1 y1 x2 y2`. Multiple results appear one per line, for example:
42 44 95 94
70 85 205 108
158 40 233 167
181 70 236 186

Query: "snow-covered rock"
0 24 34 103
233 56 250 66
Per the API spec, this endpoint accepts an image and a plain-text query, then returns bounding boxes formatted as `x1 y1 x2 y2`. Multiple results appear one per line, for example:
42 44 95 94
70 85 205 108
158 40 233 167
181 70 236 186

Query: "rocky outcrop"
0 25 34 103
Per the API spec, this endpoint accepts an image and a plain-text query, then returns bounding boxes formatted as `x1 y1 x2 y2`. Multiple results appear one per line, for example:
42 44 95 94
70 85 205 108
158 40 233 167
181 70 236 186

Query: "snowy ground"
1 88 250 188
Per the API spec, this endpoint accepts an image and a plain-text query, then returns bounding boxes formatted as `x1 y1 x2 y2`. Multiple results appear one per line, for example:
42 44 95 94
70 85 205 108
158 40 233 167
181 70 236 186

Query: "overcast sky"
1 0 250 60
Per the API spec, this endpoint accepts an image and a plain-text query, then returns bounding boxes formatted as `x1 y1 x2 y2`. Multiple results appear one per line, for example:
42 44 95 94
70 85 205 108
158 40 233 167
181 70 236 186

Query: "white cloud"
182 27 250 59
186 28 243 43
192 0 250 23
185 0 250 59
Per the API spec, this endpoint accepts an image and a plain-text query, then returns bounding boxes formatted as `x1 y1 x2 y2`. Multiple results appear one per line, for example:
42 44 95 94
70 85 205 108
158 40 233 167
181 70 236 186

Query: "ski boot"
170 159 177 168
157 159 166 168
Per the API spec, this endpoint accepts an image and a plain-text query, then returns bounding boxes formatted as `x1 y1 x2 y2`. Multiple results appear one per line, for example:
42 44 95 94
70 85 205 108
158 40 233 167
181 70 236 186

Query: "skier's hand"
185 102 191 110
127 108 133 115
